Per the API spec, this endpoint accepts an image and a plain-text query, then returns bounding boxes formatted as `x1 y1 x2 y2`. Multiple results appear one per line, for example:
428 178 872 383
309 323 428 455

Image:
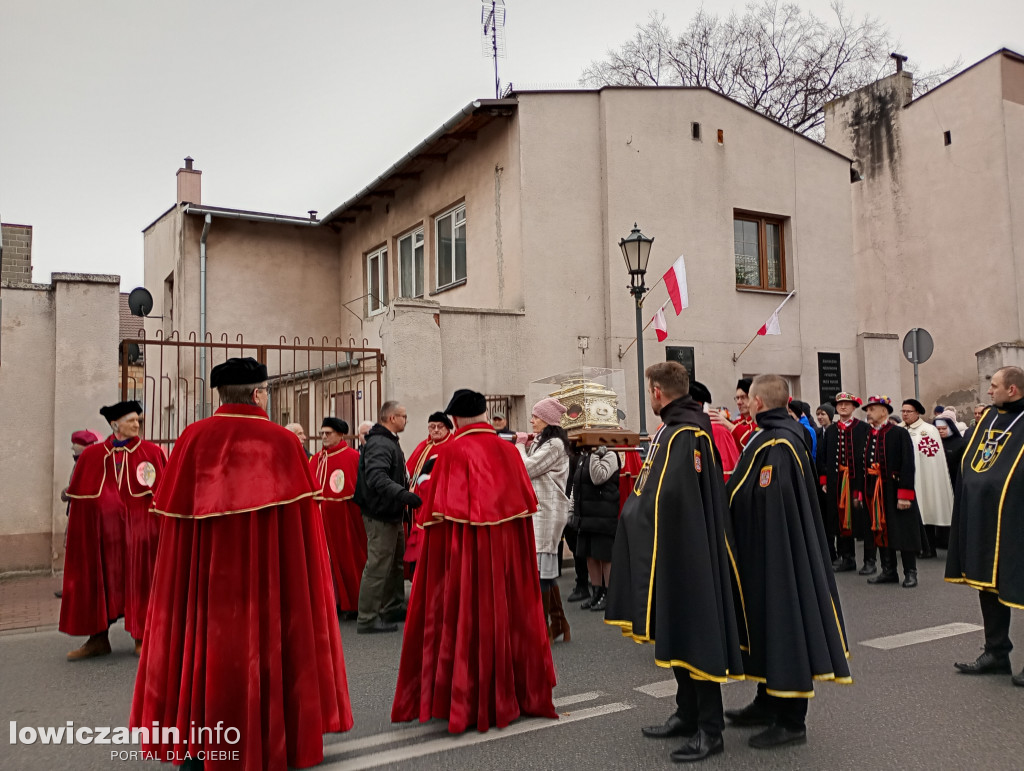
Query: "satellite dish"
128 287 154 317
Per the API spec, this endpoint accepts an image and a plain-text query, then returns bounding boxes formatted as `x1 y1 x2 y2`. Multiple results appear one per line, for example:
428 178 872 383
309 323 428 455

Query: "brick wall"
1 223 33 285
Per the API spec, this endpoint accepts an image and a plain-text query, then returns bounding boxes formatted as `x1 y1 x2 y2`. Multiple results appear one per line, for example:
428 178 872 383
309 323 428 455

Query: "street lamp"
619 223 654 441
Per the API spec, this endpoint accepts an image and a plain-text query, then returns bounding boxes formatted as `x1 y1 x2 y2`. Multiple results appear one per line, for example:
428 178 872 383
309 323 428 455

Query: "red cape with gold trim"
392 423 557 733
60 435 165 638
131 404 353 769
404 433 452 565
310 444 366 612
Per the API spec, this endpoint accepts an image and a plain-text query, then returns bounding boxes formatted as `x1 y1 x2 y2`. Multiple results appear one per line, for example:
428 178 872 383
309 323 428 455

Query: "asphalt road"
2 554 1022 770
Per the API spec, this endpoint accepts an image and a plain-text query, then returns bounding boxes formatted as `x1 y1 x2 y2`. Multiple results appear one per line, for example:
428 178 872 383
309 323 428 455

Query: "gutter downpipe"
199 213 211 417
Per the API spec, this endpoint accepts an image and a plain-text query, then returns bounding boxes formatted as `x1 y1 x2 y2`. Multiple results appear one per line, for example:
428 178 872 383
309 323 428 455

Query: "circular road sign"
902 328 934 365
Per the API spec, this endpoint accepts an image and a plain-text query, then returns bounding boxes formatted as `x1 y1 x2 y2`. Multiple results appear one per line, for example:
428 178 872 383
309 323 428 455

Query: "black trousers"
562 526 588 589
837 534 876 563
752 682 808 730
980 590 1013 657
673 667 724 736
879 547 916 574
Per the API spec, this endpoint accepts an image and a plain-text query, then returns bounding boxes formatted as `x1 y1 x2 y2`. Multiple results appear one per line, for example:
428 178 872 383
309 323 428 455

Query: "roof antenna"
481 0 506 99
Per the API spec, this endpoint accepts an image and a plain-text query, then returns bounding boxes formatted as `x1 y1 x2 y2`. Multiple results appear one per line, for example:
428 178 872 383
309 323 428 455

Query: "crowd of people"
55 357 1023 769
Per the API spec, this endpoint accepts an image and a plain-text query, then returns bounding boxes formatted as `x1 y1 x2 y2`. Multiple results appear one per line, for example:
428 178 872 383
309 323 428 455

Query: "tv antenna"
481 0 506 99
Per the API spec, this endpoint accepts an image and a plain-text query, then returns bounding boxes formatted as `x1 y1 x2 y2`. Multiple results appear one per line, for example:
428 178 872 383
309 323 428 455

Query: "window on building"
436 204 467 289
734 214 785 291
398 228 424 299
367 246 388 315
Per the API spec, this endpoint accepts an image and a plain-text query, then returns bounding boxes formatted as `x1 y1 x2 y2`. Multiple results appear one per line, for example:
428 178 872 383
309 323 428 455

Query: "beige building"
144 88 868 440
825 49 1024 410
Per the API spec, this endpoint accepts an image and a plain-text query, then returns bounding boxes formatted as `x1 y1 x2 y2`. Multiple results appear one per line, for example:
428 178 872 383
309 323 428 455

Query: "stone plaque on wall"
666 346 695 382
817 352 842 406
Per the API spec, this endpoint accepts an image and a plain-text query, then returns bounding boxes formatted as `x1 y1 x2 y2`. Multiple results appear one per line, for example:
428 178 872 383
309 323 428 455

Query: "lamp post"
619 223 654 441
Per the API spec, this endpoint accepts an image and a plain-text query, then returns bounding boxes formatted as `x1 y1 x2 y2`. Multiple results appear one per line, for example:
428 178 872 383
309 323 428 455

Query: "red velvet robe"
60 435 165 638
404 433 452 567
391 423 558 734
309 444 366 612
130 404 352 770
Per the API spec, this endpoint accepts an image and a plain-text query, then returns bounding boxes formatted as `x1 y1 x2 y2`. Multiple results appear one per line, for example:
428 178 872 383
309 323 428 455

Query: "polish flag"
653 305 669 342
663 255 689 315
756 291 795 336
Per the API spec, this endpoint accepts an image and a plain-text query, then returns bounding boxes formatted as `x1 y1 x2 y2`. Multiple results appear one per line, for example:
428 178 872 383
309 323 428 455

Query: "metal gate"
119 332 384 454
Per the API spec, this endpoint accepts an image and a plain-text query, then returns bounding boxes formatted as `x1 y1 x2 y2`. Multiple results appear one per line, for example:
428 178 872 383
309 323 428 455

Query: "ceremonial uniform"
731 414 757 452
61 402 165 653
310 439 366 614
946 397 1024 683
861 399 922 586
605 395 743 753
905 416 954 556
130 360 352 769
404 429 451 571
392 390 557 734
817 410 873 571
726 407 852 742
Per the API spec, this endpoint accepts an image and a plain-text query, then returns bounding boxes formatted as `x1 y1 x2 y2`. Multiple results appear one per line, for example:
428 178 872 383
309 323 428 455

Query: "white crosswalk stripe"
860 622 983 650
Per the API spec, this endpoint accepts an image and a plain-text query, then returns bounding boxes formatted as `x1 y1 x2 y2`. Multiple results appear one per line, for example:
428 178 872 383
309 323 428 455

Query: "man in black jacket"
356 401 422 634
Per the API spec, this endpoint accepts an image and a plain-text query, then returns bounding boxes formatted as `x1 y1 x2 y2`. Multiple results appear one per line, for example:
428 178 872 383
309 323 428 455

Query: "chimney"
176 156 202 205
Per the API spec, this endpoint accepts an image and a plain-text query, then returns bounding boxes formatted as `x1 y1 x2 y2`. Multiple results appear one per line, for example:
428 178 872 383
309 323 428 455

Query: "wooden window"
734 213 786 291
367 246 388 315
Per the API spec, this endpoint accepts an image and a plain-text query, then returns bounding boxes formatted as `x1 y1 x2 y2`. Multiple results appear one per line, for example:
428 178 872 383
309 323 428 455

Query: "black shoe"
642 714 692 739
54 590 63 598
867 570 898 584
724 701 775 727
1012 669 1024 687
590 592 608 612
356 618 399 634
381 606 407 623
902 570 918 588
338 610 358 621
858 560 877 576
832 557 856 572
581 587 604 610
749 724 807 750
567 584 590 603
669 730 723 763
954 651 1012 674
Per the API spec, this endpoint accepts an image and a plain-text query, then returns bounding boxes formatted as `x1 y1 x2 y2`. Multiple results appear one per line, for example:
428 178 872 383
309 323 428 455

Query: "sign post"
901 328 934 402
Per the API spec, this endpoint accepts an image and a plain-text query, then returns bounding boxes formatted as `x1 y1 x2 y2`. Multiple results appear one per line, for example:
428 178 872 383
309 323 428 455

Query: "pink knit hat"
532 397 567 427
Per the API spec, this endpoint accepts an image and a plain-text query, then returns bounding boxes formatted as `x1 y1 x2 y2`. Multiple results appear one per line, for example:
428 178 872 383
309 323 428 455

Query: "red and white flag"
663 255 689 315
653 304 669 342
756 291 795 336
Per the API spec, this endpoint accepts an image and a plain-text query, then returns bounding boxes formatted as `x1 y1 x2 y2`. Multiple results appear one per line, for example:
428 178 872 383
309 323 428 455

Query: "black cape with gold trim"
946 400 1024 608
604 396 744 683
727 408 852 697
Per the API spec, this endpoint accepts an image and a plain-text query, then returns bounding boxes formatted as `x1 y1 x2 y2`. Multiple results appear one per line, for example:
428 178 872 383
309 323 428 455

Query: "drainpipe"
199 213 211 416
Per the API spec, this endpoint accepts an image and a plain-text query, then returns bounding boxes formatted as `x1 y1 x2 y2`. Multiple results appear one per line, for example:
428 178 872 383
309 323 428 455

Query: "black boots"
581 585 606 610
567 582 590 603
858 559 877 576
902 570 918 588
868 550 898 584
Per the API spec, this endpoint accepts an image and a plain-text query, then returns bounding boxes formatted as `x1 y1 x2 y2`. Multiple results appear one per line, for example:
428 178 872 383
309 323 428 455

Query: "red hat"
862 395 894 414
71 429 103 447
835 391 862 407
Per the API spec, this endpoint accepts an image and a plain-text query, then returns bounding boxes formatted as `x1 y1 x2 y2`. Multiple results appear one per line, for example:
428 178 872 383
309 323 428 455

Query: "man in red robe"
711 377 757 453
691 381 741 479
392 389 558 734
310 417 366 620
131 358 352 770
403 411 453 576
61 400 165 659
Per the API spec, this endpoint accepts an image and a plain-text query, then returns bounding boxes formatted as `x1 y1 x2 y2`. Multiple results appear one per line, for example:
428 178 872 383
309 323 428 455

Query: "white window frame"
366 246 388 316
434 204 467 290
398 228 425 299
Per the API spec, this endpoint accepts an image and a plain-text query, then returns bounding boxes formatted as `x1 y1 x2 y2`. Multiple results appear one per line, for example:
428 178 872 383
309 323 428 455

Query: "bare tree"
580 1 960 138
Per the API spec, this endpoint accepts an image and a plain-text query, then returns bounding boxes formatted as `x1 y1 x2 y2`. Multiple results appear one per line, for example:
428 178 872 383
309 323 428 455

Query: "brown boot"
541 588 553 642
67 632 111 661
549 584 571 643
133 638 143 656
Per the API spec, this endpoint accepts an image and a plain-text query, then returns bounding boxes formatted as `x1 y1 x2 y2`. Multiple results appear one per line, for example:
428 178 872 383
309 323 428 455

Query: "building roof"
320 99 517 227
905 48 1024 108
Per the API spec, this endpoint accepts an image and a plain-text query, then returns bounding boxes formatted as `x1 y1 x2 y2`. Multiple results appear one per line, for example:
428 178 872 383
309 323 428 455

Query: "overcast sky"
3 0 1022 290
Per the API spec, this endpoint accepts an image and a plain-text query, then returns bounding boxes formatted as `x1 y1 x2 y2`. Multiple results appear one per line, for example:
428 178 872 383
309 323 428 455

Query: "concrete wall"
825 53 1024 410
0 274 120 573
1 223 33 285
518 89 859 431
